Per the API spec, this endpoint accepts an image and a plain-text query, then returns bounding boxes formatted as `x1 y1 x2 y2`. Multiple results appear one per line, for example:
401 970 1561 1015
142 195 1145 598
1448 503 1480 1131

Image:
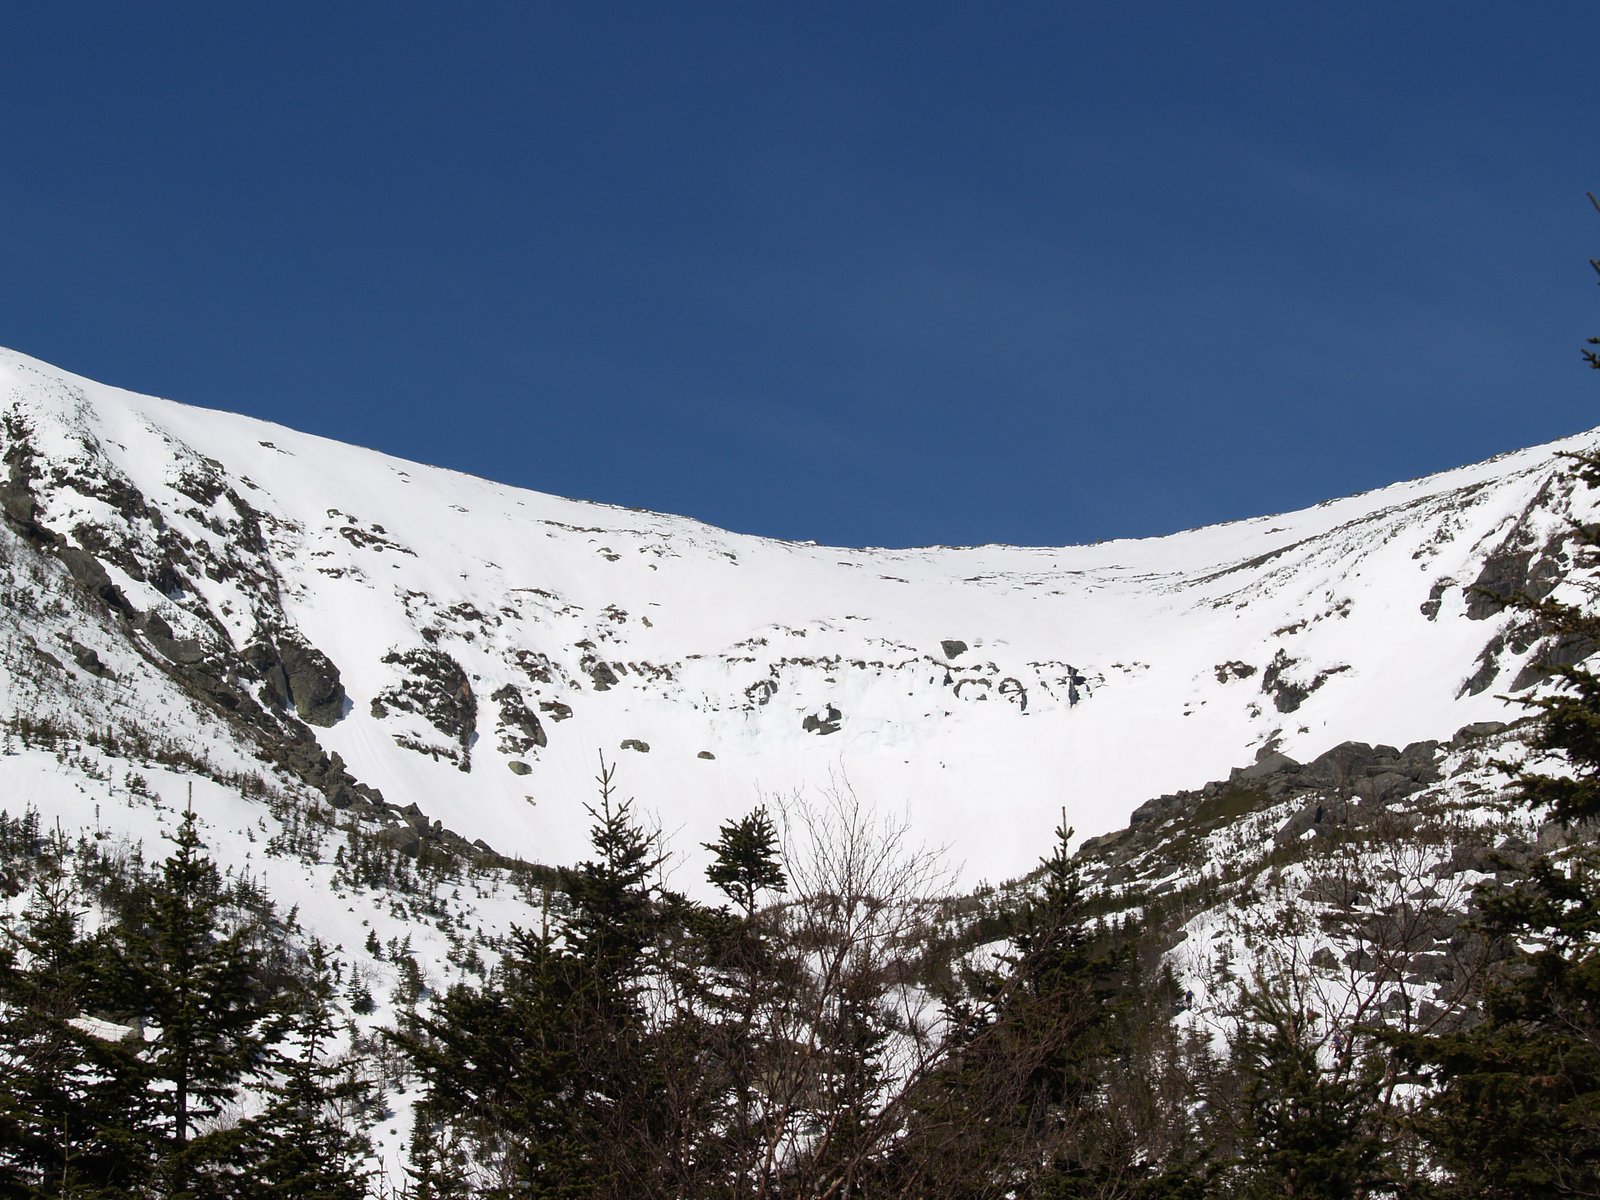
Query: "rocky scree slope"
1044 717 1583 1068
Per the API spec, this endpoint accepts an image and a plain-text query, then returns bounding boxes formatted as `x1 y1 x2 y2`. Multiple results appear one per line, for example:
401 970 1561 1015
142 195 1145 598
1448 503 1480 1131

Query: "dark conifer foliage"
115 806 282 1194
1392 202 1600 1198
0 829 149 1197
0 807 376 1199
881 820 1159 1198
1226 975 1392 1199
241 941 372 1200
696 805 788 1199
400 758 682 1199
704 806 786 919
399 777 960 1199
560 756 663 988
403 920 604 1198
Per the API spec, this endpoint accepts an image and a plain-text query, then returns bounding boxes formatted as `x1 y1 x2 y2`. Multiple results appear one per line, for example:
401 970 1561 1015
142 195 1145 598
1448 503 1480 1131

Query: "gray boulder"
139 612 206 665
280 638 347 726
802 704 842 736
57 545 133 616
69 641 109 677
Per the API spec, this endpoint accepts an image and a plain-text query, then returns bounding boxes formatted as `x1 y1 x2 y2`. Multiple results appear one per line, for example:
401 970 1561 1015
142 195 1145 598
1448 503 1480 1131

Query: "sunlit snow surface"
0 345 1586 886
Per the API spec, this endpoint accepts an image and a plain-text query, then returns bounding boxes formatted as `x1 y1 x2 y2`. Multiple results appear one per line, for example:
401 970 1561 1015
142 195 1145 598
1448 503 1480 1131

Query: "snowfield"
0 345 1584 887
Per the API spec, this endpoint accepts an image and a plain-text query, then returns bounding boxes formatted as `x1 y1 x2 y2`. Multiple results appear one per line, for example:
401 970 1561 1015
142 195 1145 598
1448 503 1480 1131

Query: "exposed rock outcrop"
1106 737 1443 852
249 635 346 727
802 704 842 735
57 545 133 616
492 683 548 755
372 647 475 769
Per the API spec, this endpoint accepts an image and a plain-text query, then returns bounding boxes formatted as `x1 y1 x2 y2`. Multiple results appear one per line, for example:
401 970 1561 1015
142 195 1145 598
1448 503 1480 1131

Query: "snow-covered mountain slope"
0 345 1588 885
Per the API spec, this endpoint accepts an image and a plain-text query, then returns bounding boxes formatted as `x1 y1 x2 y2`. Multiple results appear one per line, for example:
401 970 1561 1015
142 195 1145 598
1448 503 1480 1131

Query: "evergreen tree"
1395 676 1600 1196
0 807 376 1198
560 756 662 993
240 941 371 1200
1224 973 1391 1200
115 806 282 1197
0 833 150 1197
1015 821 1133 1130
1395 200 1600 1197
698 805 788 1198
888 819 1139 1198
704 806 786 921
402 1116 476 1200
402 760 679 1199
402 921 599 1199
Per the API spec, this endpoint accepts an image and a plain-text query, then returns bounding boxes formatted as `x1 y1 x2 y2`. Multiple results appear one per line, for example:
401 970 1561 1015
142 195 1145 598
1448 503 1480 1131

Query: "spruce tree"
560 755 661 993
555 757 698 1198
1224 973 1391 1200
704 806 786 921
0 832 150 1197
402 921 598 1199
115 805 282 1197
700 806 788 1198
1395 200 1600 1197
240 941 371 1200
889 819 1138 1198
402 1116 476 1200
402 760 674 1199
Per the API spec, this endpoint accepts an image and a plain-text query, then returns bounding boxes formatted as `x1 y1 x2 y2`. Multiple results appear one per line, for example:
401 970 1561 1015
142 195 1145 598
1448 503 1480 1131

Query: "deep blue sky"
1 5 1595 548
